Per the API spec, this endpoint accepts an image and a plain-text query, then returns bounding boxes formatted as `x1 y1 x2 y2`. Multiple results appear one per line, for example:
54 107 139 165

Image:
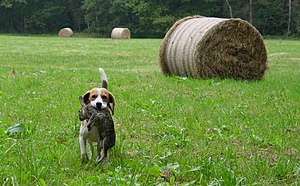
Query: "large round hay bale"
159 16 267 80
58 28 73 37
111 28 131 39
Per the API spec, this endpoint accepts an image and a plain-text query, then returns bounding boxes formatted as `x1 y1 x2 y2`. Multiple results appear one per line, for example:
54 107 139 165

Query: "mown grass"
0 35 299 185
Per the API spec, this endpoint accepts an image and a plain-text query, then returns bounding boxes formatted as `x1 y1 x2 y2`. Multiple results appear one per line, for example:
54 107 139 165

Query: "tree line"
0 0 299 38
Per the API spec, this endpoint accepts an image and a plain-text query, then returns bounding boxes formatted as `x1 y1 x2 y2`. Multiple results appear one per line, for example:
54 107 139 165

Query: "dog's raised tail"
99 68 108 89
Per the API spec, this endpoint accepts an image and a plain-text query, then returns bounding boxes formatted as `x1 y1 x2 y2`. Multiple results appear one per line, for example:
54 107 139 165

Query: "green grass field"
0 35 299 185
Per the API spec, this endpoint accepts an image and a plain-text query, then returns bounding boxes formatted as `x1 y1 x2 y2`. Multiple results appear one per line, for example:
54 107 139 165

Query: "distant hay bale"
111 28 131 39
159 16 268 80
58 28 73 37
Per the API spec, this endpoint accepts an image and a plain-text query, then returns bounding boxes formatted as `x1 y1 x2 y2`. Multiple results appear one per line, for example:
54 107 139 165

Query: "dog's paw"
95 156 105 165
81 154 89 163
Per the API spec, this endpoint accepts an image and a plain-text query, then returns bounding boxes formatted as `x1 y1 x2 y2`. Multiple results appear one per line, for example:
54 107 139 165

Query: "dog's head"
80 88 115 115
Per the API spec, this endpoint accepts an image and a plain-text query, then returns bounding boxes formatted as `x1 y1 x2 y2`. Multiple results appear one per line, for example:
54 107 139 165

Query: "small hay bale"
111 28 131 39
58 28 73 37
159 16 268 80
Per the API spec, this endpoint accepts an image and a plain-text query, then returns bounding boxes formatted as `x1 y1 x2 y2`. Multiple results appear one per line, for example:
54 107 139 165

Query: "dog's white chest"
80 121 99 142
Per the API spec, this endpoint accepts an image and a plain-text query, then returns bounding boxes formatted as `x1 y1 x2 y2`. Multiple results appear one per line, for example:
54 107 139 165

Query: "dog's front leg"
79 133 88 163
96 138 108 164
96 140 103 164
88 140 94 157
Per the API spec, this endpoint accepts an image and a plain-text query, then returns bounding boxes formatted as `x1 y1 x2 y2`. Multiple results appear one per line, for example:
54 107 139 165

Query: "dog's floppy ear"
79 96 86 106
82 91 91 105
108 92 115 115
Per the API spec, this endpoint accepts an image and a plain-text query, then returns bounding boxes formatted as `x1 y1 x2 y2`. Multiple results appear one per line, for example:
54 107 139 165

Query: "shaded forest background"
0 0 299 38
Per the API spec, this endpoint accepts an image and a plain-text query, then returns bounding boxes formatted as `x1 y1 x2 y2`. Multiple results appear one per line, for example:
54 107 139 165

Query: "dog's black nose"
96 102 102 110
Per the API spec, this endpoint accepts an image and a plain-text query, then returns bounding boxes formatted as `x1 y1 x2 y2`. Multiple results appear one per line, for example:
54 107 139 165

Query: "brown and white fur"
78 68 115 163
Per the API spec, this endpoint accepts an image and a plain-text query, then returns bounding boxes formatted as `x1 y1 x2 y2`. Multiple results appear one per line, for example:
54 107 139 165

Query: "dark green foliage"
0 0 299 36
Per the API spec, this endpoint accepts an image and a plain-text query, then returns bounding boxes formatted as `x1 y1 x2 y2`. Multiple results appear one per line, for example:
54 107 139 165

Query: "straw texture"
159 16 267 80
58 28 73 37
111 28 131 39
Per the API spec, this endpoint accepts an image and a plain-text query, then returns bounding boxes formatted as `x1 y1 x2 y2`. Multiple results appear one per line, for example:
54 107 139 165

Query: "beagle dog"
78 68 116 163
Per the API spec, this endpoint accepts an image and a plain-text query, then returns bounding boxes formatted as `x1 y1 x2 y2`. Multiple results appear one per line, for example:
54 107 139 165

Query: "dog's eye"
101 95 108 100
91 95 97 99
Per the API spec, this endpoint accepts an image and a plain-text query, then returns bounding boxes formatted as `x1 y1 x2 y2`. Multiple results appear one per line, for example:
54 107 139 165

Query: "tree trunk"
249 0 253 24
24 16 27 33
96 15 101 33
225 0 233 18
288 0 292 35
